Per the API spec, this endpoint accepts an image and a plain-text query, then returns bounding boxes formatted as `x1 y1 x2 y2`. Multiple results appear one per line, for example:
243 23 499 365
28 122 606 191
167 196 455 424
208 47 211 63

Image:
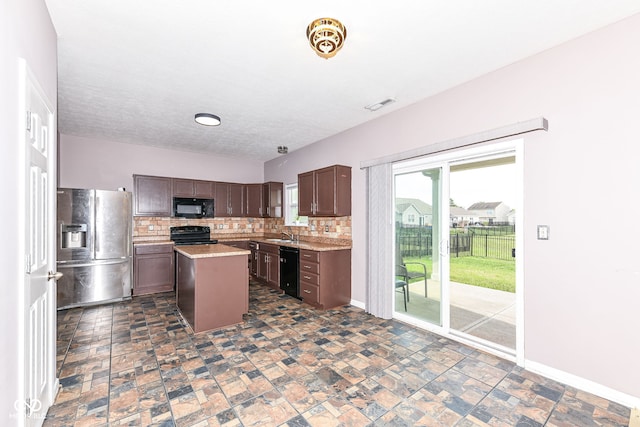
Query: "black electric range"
170 226 218 246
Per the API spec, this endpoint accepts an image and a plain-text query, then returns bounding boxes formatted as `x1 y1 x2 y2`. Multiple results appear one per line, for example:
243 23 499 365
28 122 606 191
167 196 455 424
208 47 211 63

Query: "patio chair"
396 247 428 298
395 278 408 311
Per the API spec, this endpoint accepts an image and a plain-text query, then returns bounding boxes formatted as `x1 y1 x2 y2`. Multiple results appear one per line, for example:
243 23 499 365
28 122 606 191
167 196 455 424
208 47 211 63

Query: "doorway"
393 140 522 359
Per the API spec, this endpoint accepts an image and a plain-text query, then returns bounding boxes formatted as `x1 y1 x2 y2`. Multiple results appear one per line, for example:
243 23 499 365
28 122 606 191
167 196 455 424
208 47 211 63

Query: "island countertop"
174 243 250 259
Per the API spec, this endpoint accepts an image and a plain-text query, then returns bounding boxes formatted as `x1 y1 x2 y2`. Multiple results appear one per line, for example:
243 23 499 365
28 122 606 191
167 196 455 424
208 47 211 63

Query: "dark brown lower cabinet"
255 243 280 291
133 244 174 296
299 249 351 309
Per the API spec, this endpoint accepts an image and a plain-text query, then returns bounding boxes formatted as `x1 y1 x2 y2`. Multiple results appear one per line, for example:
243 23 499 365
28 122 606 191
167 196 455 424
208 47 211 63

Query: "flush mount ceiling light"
194 113 221 126
306 17 347 59
365 98 396 112
277 146 288 154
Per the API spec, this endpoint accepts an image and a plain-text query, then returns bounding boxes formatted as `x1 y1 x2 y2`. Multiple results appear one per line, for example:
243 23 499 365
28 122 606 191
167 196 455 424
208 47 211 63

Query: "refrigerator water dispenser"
61 224 87 249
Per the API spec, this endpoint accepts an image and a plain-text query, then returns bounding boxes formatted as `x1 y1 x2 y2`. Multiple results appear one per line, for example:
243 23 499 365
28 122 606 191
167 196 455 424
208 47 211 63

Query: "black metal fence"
397 227 515 261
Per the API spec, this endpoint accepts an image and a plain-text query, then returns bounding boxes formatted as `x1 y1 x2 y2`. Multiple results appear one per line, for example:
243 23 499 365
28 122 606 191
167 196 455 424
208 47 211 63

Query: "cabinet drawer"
259 243 280 254
299 282 319 304
300 260 319 274
300 271 319 286
135 244 173 255
300 250 319 263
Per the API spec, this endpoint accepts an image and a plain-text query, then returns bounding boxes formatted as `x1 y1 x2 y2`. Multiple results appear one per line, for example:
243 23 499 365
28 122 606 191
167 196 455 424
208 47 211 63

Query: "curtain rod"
360 117 548 169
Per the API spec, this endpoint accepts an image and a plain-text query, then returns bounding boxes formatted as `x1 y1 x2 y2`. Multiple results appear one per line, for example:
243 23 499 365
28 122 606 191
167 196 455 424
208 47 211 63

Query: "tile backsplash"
133 216 352 243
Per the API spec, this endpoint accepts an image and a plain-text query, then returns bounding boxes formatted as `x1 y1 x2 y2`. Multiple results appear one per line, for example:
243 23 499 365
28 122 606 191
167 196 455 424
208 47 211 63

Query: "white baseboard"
349 298 365 310
525 359 640 410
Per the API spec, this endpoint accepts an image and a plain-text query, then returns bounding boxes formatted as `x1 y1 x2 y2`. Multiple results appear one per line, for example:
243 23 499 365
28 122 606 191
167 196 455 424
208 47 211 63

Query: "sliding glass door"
394 166 445 326
393 141 520 357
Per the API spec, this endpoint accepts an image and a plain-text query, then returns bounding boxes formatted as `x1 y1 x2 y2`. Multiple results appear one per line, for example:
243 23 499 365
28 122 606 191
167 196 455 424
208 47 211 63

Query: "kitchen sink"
263 238 296 243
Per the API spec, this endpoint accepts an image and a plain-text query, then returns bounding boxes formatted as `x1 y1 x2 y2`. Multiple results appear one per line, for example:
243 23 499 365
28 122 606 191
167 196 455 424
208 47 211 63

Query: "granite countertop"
133 236 351 252
174 244 251 259
251 238 351 252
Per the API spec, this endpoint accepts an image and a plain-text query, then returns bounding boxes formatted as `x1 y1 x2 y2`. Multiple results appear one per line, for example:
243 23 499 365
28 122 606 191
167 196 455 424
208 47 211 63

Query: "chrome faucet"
282 226 298 242
281 231 294 241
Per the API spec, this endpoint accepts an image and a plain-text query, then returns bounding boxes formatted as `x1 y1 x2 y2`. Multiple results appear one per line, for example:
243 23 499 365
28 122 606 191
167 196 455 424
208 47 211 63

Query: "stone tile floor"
44 281 631 426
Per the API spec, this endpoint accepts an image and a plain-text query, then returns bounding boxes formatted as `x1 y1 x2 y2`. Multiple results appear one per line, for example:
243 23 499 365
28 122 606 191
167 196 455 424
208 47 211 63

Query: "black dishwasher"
280 246 300 299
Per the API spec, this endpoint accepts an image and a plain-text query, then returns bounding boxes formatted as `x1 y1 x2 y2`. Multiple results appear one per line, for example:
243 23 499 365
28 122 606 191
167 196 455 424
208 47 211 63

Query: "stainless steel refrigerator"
56 188 132 309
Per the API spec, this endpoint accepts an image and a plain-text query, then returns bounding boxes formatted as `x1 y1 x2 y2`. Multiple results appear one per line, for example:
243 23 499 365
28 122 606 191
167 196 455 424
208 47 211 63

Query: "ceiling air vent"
365 98 396 112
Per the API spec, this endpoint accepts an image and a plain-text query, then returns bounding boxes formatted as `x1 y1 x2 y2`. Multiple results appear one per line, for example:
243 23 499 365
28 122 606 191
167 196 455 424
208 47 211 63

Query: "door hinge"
25 398 31 416
25 111 32 132
25 254 31 274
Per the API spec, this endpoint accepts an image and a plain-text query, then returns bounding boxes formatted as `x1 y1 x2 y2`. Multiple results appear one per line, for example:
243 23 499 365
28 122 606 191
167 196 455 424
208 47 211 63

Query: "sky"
395 163 516 210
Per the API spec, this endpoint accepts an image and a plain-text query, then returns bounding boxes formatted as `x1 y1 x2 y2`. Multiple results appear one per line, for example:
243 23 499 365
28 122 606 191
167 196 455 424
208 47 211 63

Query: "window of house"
285 183 309 226
408 214 415 223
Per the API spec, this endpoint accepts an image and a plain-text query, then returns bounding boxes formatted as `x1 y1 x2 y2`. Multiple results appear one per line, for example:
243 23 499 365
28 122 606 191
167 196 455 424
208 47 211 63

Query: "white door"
19 59 58 426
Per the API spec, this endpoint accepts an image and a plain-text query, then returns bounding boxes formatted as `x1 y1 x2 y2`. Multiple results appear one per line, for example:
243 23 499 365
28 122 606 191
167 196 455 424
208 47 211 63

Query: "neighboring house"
507 209 516 225
450 206 475 227
467 201 511 224
395 198 432 227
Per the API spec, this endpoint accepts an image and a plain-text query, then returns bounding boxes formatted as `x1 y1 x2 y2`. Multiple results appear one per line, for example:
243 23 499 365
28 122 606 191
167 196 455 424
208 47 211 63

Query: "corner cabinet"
263 182 283 218
133 175 173 216
133 243 174 295
299 248 351 309
298 165 351 216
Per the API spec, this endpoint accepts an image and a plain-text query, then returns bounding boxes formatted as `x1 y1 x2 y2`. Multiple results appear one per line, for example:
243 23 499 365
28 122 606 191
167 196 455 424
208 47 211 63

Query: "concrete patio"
395 279 516 349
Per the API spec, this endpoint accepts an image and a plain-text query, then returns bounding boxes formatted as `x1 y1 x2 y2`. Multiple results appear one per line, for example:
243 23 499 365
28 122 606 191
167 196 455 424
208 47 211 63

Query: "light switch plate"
537 225 549 240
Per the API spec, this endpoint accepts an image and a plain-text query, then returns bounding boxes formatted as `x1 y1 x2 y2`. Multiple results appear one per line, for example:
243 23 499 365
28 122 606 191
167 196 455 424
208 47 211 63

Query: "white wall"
1 0 57 422
265 14 640 403
59 134 265 190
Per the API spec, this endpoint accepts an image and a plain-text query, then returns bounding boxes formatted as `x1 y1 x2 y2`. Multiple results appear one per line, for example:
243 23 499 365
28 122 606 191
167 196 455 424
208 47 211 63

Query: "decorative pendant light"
306 18 347 59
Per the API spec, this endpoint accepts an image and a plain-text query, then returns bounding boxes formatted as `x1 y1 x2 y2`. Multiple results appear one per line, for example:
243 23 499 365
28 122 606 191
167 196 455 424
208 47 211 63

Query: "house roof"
467 202 503 210
396 198 432 215
450 206 472 216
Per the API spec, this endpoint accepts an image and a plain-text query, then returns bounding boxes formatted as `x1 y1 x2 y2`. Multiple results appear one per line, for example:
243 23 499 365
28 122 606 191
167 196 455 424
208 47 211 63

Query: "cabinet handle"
303 275 311 280
304 265 311 269
302 254 311 258
303 289 311 294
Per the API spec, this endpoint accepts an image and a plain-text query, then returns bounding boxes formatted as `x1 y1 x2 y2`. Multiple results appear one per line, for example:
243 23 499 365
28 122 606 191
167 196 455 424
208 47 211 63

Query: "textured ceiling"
44 1 640 161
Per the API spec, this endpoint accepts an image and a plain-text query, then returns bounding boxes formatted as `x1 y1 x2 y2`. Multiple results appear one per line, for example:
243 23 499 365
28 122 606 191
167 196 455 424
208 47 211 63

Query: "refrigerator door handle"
57 258 129 268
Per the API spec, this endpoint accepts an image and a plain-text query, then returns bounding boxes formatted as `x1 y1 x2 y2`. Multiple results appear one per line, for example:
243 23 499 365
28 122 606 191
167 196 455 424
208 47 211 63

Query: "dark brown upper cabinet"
215 182 244 217
134 175 280 218
245 184 263 217
133 175 172 216
172 178 214 198
298 165 351 216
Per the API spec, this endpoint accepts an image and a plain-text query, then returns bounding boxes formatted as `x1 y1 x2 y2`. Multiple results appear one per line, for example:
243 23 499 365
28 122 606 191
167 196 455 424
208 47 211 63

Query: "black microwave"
173 197 214 218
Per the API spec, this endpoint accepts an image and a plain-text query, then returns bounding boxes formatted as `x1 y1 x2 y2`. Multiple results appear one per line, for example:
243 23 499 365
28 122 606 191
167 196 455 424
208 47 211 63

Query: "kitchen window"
285 183 308 226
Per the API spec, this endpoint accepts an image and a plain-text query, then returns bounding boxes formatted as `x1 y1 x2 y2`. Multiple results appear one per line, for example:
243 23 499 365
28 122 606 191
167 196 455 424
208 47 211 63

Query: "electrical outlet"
218 224 223 229
325 225 329 232
310 225 316 231
148 225 154 231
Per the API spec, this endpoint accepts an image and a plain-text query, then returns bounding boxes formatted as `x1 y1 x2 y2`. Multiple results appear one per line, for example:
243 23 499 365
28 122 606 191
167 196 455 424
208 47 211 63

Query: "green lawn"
402 255 515 293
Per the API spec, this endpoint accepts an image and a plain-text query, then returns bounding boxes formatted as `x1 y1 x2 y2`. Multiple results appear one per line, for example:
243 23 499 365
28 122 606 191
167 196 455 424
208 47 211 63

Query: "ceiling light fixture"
277 146 288 154
194 113 221 126
365 98 396 112
306 17 347 59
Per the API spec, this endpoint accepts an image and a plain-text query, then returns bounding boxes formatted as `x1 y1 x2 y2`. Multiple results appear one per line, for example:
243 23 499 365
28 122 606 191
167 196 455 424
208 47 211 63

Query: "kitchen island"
174 244 250 333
